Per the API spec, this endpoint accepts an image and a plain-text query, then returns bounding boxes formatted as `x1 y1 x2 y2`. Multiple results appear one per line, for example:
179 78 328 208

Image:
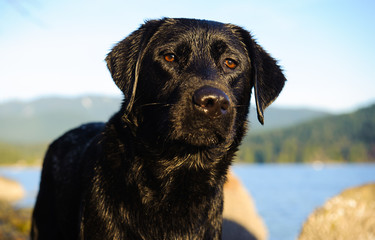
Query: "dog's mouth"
168 85 236 147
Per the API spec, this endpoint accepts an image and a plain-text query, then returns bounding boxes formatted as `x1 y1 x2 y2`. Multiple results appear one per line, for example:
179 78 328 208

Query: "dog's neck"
107 122 233 202
98 118 232 238
105 111 234 183
106 118 233 199
129 146 229 238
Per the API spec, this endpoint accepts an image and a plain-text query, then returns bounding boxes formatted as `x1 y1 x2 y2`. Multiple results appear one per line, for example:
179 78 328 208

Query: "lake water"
1 163 375 240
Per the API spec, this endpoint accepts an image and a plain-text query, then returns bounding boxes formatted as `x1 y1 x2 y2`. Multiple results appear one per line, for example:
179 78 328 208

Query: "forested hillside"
0 142 46 165
237 104 375 163
0 96 121 143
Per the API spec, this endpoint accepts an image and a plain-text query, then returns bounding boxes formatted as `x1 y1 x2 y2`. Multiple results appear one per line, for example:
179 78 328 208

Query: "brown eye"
224 59 237 69
164 53 175 62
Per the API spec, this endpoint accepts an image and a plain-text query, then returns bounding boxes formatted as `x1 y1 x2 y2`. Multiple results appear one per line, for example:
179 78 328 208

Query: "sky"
0 0 374 113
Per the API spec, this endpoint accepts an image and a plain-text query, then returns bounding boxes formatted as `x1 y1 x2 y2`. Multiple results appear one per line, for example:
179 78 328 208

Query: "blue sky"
1 0 374 112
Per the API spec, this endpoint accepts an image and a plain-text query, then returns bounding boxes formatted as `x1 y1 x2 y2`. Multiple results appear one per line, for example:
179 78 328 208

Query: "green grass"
0 142 47 166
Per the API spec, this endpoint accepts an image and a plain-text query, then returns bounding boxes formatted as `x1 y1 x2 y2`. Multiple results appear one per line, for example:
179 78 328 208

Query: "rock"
0 200 32 240
0 176 25 202
299 183 375 240
223 171 268 240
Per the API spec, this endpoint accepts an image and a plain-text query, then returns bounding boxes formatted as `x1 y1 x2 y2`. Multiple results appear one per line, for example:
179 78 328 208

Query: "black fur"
31 18 285 240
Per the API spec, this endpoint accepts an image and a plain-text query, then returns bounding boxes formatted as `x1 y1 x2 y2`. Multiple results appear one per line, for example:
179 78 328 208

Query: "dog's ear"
231 27 286 125
105 19 164 111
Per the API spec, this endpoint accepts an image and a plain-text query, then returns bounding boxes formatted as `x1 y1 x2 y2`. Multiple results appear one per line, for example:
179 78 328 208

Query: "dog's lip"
180 134 223 148
175 121 230 147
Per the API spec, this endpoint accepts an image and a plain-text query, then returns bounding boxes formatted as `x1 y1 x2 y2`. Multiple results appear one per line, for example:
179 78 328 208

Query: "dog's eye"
224 59 237 69
164 53 176 62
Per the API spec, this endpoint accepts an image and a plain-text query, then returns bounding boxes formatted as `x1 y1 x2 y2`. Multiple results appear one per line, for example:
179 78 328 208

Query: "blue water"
0 167 41 207
231 164 375 240
1 164 375 240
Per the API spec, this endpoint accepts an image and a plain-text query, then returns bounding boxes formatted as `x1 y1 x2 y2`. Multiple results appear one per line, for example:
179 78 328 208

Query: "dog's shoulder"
49 122 105 151
43 122 105 174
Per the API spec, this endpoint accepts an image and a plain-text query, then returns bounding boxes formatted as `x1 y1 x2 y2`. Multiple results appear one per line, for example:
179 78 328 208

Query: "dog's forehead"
152 19 243 49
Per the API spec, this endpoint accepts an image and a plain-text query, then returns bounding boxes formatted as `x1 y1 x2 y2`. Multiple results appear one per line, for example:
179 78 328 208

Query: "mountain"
248 107 331 132
0 96 329 144
237 104 375 163
0 96 122 144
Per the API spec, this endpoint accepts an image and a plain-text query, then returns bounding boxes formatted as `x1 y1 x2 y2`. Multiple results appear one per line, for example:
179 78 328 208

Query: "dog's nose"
193 86 230 118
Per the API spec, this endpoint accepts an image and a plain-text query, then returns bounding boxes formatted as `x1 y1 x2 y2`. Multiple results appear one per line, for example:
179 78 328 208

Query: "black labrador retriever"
31 18 285 240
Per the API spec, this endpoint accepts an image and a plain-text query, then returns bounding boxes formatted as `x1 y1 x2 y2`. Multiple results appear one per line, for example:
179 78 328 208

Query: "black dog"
31 18 285 240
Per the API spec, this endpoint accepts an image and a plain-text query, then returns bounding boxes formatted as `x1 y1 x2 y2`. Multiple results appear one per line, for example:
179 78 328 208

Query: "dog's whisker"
139 103 175 108
139 103 249 108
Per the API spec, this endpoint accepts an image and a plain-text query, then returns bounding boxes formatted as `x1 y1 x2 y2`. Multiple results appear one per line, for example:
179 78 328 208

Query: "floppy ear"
252 43 286 125
105 19 164 113
232 27 286 125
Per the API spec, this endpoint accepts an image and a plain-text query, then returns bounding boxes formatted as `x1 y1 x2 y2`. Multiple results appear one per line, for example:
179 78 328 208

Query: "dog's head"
106 18 285 148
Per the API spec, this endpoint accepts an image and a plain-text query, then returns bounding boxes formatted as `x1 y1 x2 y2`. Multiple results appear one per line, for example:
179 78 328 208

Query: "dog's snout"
193 86 230 118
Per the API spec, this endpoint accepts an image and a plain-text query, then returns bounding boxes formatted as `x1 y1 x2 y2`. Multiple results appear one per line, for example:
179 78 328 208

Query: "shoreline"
0 176 25 202
1 161 375 168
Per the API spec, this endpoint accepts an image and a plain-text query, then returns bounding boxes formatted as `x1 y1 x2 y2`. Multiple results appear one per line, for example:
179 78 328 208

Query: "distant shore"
0 176 25 202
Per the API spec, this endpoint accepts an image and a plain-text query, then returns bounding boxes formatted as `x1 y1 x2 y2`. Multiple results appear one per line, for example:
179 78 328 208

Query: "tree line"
236 104 375 163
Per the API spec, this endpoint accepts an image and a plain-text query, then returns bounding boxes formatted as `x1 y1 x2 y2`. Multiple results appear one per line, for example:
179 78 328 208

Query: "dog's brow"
210 40 228 58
